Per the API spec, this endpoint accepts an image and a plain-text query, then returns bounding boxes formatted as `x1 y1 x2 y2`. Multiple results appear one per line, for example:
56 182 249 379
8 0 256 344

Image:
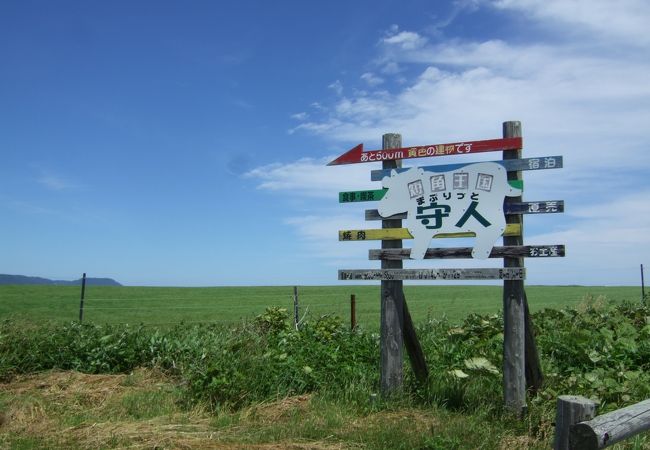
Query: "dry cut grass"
0 370 358 449
0 369 558 449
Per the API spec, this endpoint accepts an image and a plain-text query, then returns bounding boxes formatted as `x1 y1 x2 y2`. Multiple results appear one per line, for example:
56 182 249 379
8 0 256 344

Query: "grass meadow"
0 284 641 327
1 284 648 449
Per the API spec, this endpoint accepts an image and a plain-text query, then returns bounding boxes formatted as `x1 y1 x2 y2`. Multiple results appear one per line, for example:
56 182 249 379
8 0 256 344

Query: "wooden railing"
554 395 650 449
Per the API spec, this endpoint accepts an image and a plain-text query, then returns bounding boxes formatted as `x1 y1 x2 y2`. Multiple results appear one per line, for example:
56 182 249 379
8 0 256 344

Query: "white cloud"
291 112 309 121
380 62 401 75
310 102 326 111
360 72 384 87
245 156 381 198
283 213 382 268
526 190 650 284
289 27 650 170
382 29 428 50
492 0 650 46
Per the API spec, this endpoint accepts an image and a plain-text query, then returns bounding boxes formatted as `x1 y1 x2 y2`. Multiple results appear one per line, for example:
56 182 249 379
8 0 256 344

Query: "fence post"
554 395 597 450
293 286 299 330
641 264 645 303
380 132 404 396
79 273 86 323
350 294 356 330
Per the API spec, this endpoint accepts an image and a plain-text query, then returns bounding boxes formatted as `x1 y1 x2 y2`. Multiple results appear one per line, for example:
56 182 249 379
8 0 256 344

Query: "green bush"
2 300 649 414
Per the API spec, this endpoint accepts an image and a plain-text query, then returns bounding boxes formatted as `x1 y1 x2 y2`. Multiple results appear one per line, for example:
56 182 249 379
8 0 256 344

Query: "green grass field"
2 284 648 449
0 284 641 327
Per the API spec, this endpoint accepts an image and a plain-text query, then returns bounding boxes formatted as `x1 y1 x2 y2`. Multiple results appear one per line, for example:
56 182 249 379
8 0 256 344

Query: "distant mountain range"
0 274 122 286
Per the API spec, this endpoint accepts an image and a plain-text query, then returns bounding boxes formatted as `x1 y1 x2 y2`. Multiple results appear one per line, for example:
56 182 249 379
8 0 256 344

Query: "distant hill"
0 274 122 286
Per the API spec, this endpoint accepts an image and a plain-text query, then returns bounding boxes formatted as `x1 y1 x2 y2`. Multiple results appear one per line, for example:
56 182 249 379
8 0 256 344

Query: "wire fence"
2 283 643 329
77 288 365 328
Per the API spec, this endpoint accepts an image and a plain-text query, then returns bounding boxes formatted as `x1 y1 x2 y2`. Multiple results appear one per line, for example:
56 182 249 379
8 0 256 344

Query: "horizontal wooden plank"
370 155 563 181
365 200 564 220
341 180 524 204
369 245 565 260
338 268 526 281
339 224 521 241
503 200 564 215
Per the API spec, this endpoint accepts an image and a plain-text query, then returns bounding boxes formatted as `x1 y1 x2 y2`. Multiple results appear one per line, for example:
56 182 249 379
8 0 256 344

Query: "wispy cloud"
328 80 344 96
286 1 650 177
36 171 78 191
245 157 379 199
360 72 384 87
382 26 428 50
291 112 309 121
232 99 254 109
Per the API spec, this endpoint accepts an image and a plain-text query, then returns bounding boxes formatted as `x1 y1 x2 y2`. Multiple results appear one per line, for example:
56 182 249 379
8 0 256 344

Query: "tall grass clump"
412 312 504 413
177 308 378 408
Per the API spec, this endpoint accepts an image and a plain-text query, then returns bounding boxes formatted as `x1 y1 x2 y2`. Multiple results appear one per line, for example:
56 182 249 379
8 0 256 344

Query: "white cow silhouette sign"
378 162 521 259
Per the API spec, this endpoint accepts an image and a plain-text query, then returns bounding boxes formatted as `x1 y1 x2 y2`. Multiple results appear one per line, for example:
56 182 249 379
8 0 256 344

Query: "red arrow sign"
327 137 522 166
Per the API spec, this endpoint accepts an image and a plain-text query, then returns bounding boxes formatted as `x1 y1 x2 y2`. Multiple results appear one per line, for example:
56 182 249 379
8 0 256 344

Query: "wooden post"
79 273 86 323
641 264 645 303
502 121 528 415
293 286 299 330
380 133 404 396
571 399 650 449
502 121 544 395
350 294 356 330
377 134 429 389
554 395 597 450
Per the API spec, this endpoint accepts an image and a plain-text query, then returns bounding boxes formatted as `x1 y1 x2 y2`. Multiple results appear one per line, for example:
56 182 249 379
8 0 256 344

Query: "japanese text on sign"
378 162 521 259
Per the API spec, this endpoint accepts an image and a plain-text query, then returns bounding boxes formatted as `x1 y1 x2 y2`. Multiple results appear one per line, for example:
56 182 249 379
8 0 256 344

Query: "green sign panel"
339 189 387 203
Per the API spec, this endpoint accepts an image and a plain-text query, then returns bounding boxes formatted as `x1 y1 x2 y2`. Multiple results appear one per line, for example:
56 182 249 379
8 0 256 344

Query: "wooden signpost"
330 122 564 415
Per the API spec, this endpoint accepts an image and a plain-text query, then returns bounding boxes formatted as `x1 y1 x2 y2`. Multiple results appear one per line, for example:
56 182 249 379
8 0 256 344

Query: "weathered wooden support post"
401 294 429 383
502 121 527 415
350 294 356 330
502 121 544 396
380 133 404 395
554 395 597 450
571 399 650 449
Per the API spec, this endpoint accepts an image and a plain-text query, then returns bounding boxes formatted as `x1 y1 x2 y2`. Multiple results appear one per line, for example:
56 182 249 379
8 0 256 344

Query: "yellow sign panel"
338 223 521 241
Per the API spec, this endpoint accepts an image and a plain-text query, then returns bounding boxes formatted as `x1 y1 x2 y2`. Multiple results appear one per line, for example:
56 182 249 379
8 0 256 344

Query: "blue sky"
1 0 649 286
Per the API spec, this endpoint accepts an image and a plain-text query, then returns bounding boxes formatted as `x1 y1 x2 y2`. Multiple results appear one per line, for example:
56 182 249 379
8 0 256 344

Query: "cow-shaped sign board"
378 162 521 259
